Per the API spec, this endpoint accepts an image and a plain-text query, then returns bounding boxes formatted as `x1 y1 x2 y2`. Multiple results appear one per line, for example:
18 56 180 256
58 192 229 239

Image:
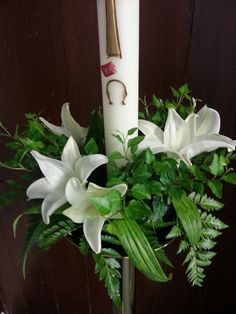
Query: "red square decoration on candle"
101 62 117 77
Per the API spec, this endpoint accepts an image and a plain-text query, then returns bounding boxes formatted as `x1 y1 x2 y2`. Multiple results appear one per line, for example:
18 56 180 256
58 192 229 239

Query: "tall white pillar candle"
96 0 140 158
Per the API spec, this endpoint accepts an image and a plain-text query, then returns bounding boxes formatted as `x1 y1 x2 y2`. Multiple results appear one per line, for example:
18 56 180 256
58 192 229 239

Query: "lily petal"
61 137 81 168
63 203 89 224
31 150 72 188
75 154 108 184
83 215 105 254
196 106 220 136
42 193 67 224
138 138 170 155
65 177 87 205
164 109 190 151
138 120 163 142
181 134 236 160
26 178 51 199
61 103 88 144
87 182 127 198
39 117 70 137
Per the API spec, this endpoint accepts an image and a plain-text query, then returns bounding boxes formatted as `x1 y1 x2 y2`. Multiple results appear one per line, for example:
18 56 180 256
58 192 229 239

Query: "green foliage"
90 190 122 216
223 173 236 185
108 218 171 282
84 137 99 155
1 113 67 171
37 218 78 250
188 192 224 211
20 214 78 277
93 251 121 308
139 84 195 126
1 85 236 295
170 190 202 245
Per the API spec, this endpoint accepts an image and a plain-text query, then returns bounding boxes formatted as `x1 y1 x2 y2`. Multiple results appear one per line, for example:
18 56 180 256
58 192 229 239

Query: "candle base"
112 257 135 314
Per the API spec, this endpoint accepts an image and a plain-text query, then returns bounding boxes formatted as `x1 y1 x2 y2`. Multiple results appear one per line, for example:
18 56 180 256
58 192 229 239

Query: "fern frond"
93 252 121 308
166 225 182 239
189 192 223 211
37 218 78 250
201 212 228 230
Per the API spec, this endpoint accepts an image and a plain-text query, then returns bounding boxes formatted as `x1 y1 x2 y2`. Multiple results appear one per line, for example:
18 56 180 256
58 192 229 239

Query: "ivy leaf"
90 190 122 216
207 181 222 199
84 137 99 154
109 151 125 162
108 219 171 282
144 148 155 165
170 190 202 245
131 184 151 200
133 163 152 181
209 154 224 176
151 198 168 222
223 173 236 185
124 200 150 220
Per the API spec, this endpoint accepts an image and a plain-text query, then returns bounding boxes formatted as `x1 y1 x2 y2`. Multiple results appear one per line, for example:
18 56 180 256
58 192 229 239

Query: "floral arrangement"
1 85 236 307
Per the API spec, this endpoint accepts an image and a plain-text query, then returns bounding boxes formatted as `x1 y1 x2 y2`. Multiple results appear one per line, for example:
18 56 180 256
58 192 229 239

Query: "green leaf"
84 137 99 154
90 190 122 216
170 87 180 98
209 154 224 176
152 95 164 108
151 198 168 222
109 151 125 162
133 163 152 181
108 219 171 282
79 237 89 255
207 181 222 199
124 200 150 220
177 240 190 254
112 134 124 144
131 184 151 200
144 148 155 165
128 127 138 136
101 248 121 258
13 206 40 237
93 253 121 307
179 83 189 95
166 225 182 239
223 173 236 185
127 136 144 148
20 215 46 278
201 212 228 230
170 190 202 245
188 192 223 211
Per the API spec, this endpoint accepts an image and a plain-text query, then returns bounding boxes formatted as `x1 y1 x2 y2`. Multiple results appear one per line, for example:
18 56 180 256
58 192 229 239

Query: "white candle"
97 0 140 158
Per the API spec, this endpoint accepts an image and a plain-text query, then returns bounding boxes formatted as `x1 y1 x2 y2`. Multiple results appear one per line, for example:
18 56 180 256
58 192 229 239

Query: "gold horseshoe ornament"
106 79 128 105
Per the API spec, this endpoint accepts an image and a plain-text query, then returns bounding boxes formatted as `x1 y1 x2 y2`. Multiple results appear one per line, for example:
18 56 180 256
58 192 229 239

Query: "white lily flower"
138 106 235 165
40 103 88 145
26 137 108 224
63 177 127 254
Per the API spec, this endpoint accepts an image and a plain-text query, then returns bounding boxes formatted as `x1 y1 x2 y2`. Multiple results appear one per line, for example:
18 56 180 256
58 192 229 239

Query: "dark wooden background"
0 1 236 313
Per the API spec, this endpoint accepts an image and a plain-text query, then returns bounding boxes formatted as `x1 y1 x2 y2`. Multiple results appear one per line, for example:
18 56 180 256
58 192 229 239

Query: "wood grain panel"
139 0 192 99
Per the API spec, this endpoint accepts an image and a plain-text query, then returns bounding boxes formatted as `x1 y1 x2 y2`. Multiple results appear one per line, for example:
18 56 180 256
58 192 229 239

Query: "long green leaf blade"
170 190 202 245
108 219 171 282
